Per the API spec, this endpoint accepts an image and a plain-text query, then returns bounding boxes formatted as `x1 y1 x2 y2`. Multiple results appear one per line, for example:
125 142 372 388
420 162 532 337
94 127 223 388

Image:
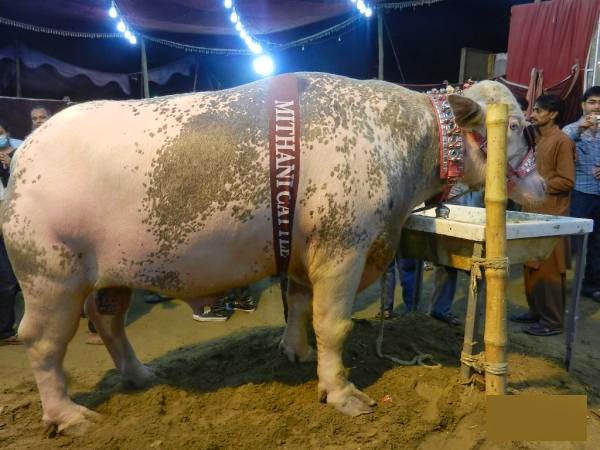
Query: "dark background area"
0 0 536 100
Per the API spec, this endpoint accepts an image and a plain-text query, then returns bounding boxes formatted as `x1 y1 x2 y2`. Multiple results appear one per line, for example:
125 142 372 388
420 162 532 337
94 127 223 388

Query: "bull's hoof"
123 364 158 388
45 404 102 437
319 383 376 417
278 339 316 363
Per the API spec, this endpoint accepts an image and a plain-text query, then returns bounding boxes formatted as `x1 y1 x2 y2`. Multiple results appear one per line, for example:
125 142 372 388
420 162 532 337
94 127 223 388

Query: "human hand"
580 114 598 131
0 153 11 167
593 165 600 180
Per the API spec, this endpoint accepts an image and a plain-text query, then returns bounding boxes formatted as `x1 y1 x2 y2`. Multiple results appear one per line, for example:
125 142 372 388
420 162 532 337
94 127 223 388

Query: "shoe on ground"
144 293 173 304
509 312 539 323
375 310 395 320
193 306 232 322
522 322 562 337
430 312 460 326
85 332 104 345
227 295 257 312
0 334 22 346
581 284 600 298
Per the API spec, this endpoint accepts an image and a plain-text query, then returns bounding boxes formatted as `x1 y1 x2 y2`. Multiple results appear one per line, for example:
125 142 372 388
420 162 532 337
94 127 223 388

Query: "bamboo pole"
484 103 509 395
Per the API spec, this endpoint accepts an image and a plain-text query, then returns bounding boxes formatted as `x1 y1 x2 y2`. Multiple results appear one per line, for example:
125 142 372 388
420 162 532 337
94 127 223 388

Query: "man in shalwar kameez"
511 95 576 336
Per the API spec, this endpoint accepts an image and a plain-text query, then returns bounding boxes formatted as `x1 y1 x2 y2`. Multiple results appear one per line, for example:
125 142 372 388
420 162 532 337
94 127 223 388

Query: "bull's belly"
96 239 275 298
93 217 277 298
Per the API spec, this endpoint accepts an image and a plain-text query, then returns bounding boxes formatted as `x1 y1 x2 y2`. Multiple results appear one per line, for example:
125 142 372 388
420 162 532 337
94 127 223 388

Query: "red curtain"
506 0 600 86
505 0 600 123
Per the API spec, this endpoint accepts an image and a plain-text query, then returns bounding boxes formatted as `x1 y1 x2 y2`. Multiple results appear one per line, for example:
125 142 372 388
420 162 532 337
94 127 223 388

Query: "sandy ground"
1 269 600 449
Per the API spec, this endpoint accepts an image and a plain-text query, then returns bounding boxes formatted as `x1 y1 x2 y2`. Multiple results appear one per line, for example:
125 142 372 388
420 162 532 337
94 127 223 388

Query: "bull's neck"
400 95 446 210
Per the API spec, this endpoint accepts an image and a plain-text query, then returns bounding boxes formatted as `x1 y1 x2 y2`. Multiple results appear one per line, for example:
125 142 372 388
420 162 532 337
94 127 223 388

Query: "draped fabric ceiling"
3 0 355 36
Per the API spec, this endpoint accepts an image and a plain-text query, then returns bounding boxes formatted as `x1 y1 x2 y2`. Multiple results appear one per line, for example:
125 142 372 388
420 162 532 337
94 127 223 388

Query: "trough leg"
461 243 484 382
411 260 424 312
565 234 588 372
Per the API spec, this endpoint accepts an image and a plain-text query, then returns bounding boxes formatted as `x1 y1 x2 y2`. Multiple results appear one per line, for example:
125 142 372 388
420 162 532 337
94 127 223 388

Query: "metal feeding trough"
399 204 594 376
401 205 592 270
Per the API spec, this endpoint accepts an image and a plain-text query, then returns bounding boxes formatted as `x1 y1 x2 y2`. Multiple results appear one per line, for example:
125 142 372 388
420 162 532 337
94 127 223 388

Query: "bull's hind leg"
311 257 377 416
279 279 315 362
86 287 156 387
18 279 101 435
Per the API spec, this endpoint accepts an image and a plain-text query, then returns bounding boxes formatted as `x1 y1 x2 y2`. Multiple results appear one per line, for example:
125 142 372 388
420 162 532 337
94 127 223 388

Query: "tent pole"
192 56 199 92
377 10 384 80
141 38 150 98
14 41 21 98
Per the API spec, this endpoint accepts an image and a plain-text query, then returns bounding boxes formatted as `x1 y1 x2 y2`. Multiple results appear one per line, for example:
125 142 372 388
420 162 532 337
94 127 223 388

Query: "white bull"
1 73 544 433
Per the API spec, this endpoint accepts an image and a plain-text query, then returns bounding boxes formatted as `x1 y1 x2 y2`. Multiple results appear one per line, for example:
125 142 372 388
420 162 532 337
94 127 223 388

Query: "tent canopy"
2 0 356 36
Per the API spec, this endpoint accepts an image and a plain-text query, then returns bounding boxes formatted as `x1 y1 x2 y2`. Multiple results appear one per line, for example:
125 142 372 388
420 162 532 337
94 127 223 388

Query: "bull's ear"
447 94 484 130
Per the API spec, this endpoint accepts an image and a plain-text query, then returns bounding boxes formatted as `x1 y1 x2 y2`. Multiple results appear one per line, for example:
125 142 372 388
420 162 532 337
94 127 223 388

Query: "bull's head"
447 81 545 205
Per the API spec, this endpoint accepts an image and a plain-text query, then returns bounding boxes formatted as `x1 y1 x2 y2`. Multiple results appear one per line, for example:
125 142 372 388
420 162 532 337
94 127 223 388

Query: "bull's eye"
509 122 519 131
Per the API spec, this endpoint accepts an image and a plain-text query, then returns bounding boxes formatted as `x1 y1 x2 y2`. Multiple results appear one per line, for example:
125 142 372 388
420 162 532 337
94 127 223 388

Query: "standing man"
563 86 600 300
0 121 22 344
30 105 51 132
511 95 575 336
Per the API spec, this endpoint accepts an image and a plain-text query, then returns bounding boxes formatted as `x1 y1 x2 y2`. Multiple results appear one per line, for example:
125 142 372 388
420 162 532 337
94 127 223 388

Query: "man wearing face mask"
0 120 22 344
563 86 600 300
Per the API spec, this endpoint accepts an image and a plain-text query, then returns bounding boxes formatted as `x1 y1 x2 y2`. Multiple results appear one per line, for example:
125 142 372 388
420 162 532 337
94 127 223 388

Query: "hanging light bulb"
230 10 238 23
253 55 274 76
357 0 366 13
129 34 137 45
108 5 118 18
235 21 242 32
250 42 262 54
124 29 132 39
365 7 373 17
117 20 126 32
224 0 233 8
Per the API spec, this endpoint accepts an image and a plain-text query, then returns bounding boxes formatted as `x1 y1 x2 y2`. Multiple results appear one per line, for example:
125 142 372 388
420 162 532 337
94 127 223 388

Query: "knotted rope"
460 255 510 378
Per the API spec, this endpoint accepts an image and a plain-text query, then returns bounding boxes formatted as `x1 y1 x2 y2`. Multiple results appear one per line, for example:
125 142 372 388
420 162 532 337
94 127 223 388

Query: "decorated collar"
427 84 536 195
427 87 466 184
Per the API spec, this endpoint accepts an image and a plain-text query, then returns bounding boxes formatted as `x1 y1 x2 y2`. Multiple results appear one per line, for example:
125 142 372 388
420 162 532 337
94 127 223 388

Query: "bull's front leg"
279 279 315 362
311 256 377 416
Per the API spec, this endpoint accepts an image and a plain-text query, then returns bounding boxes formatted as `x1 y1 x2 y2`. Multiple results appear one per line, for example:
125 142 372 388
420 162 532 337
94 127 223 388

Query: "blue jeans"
0 235 18 339
570 190 600 288
385 258 456 316
384 257 415 312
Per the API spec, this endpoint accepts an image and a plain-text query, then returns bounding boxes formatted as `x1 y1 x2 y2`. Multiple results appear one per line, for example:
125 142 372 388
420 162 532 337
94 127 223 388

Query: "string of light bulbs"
350 0 373 17
222 0 273 76
108 1 137 45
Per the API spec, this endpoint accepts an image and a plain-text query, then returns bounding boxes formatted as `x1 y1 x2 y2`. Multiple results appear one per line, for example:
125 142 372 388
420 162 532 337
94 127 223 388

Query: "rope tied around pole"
460 352 508 376
469 256 509 297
